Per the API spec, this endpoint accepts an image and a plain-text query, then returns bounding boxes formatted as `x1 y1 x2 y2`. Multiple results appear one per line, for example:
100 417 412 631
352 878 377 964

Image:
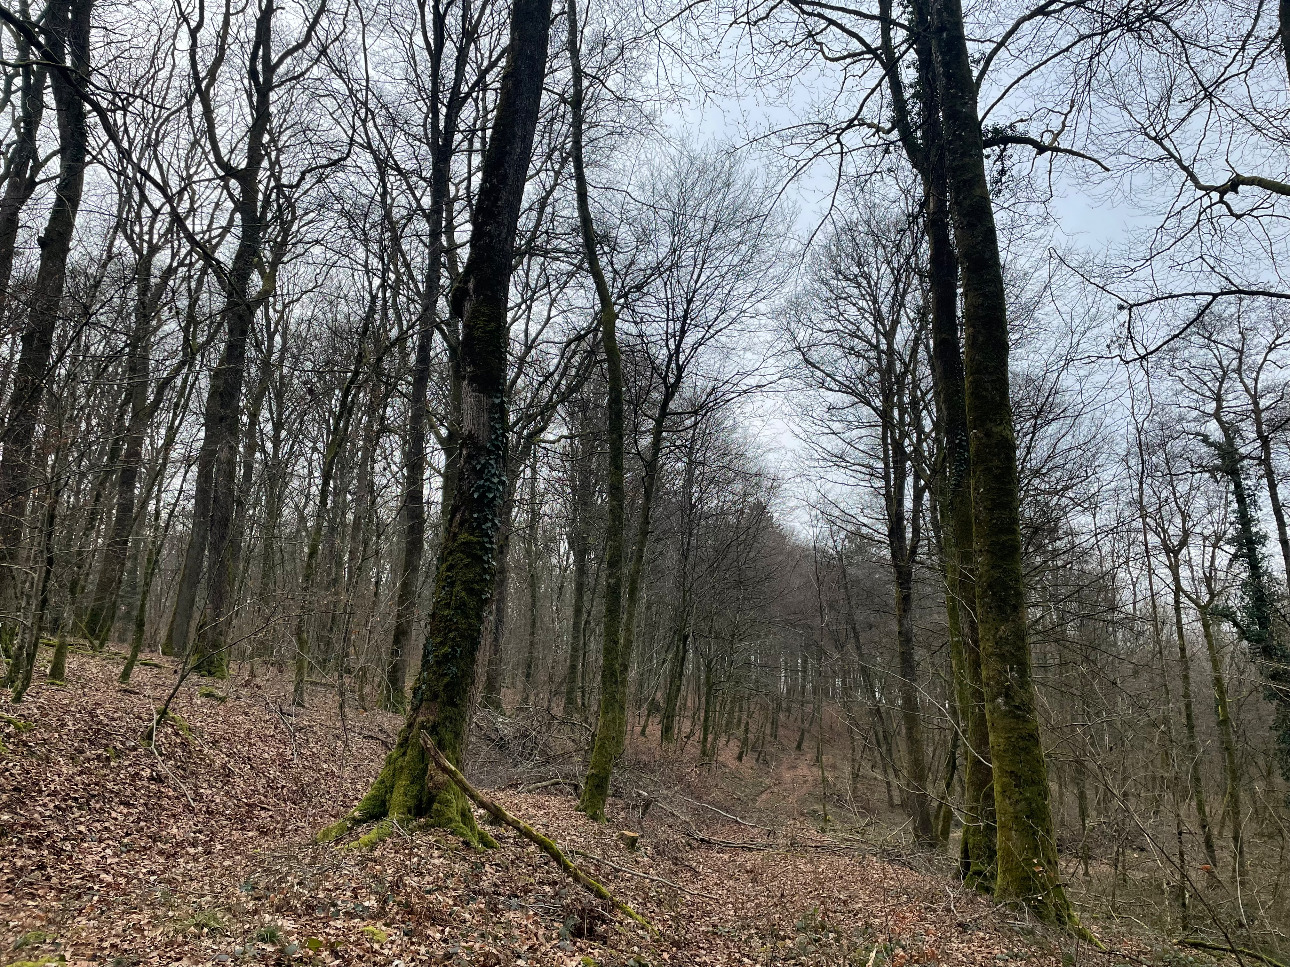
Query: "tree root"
419 731 656 933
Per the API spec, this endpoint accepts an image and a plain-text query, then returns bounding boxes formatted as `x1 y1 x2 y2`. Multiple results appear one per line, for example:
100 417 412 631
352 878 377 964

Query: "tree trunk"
0 20 47 319
1197 606 1246 886
479 491 515 710
521 457 541 697
164 0 278 672
387 35 467 705
85 242 167 644
319 0 552 844
0 0 93 644
566 0 629 822
927 0 1072 923
1209 415 1287 778
905 10 995 882
1165 556 1218 870
1250 399 1290 592
562 429 591 714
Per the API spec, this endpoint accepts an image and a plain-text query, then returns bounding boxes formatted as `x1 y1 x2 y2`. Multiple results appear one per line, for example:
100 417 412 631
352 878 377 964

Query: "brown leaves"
0 652 1083 966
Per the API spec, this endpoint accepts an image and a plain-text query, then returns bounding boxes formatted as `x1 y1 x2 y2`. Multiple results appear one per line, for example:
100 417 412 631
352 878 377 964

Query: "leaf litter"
0 650 1158 965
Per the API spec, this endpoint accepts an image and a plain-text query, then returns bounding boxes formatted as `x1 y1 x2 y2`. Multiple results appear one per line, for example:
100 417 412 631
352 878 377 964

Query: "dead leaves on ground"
0 651 1104 966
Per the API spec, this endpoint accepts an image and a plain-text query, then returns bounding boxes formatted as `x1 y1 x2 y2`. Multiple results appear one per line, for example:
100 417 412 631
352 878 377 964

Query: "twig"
418 731 656 933
667 792 769 830
148 719 195 809
569 848 701 896
268 700 299 763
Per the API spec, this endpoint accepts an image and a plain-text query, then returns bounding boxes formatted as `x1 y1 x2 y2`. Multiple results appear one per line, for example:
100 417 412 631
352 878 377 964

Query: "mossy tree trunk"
320 0 552 845
880 0 994 882
583 396 670 816
926 0 1072 924
386 15 473 711
1206 411 1289 780
565 0 628 822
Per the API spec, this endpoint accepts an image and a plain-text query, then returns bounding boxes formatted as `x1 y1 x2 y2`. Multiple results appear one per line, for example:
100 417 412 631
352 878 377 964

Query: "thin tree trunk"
85 241 169 643
165 0 279 672
567 0 628 821
1197 606 1247 886
387 30 469 704
1165 556 1219 870
0 14 47 318
292 332 370 704
562 428 591 714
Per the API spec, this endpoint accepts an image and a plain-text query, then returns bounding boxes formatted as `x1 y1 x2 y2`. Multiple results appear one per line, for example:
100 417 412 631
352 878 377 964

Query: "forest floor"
0 648 1215 967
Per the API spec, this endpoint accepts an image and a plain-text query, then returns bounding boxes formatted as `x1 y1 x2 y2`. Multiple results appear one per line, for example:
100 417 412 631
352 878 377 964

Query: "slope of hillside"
1 650 1170 966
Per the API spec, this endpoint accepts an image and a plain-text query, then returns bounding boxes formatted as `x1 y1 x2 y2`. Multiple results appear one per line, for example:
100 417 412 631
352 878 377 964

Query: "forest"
2 0 1290 963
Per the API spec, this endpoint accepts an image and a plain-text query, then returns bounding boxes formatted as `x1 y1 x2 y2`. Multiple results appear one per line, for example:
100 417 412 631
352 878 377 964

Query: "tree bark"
565 0 628 821
927 0 1072 923
319 0 552 844
0 17 47 319
0 0 93 644
84 237 172 644
1196 605 1246 885
562 420 592 715
387 14 472 707
1164 554 1218 870
163 0 279 673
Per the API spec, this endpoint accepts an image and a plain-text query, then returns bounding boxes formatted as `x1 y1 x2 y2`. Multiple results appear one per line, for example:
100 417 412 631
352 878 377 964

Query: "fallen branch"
668 792 769 831
651 799 772 851
418 731 656 933
569 848 701 896
520 776 581 794
1180 938 1289 967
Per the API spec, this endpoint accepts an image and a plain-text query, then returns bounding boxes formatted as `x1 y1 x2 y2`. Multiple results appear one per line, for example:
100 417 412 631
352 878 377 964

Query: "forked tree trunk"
881 0 994 876
319 0 552 845
387 35 469 705
163 0 279 674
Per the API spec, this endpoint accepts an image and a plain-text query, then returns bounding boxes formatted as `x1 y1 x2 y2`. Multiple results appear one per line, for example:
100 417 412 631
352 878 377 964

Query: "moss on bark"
926 0 1068 925
318 0 551 848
